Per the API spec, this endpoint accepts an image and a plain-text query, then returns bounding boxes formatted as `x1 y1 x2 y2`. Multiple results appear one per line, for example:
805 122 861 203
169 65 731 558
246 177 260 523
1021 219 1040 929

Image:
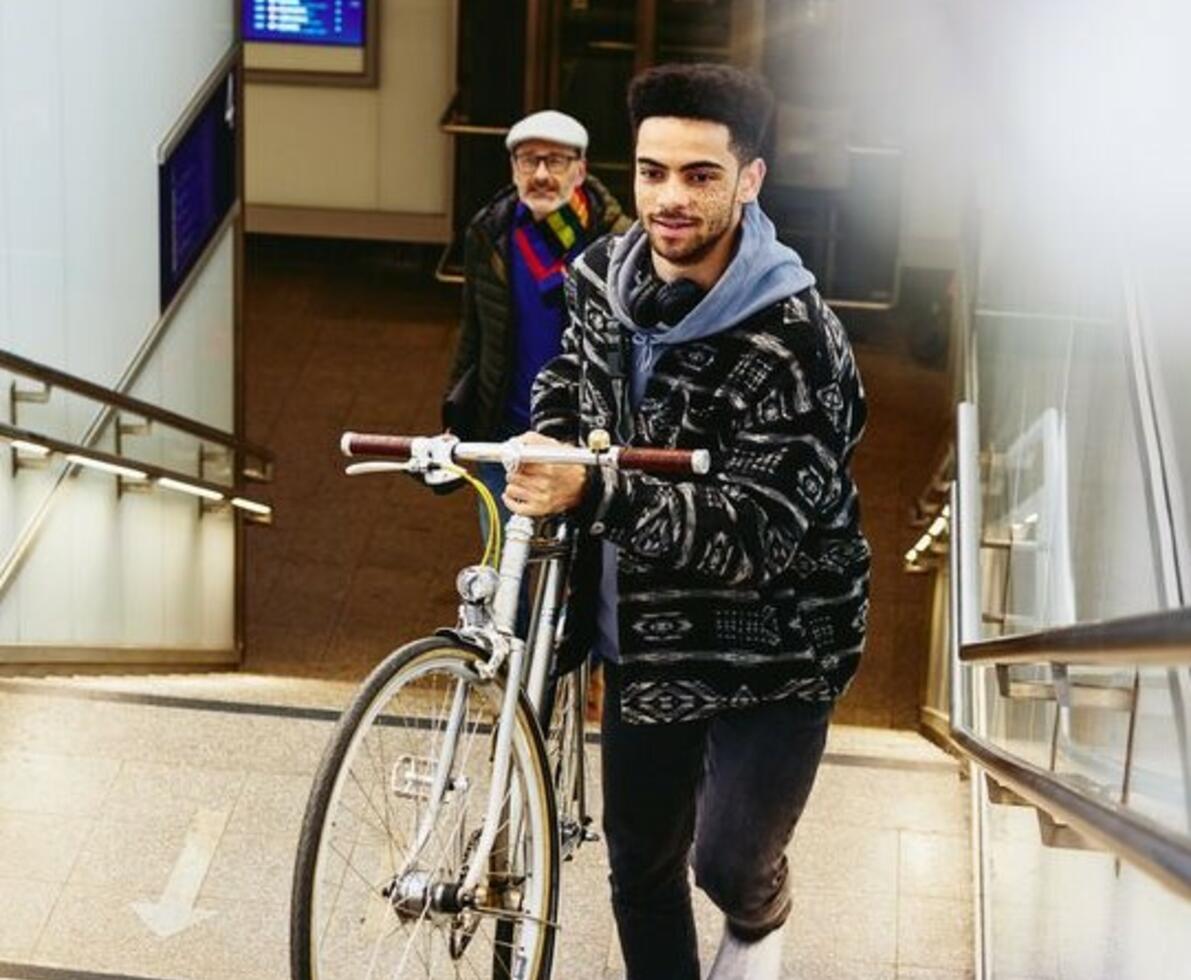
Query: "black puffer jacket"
445 178 629 439
533 234 871 725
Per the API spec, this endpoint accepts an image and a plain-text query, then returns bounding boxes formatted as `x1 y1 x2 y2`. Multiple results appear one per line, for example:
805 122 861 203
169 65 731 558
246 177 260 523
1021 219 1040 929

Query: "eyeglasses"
512 151 579 175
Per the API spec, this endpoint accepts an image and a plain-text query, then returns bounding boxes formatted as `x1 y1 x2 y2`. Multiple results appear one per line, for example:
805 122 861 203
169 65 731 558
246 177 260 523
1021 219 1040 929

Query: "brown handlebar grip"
341 433 416 459
618 447 710 475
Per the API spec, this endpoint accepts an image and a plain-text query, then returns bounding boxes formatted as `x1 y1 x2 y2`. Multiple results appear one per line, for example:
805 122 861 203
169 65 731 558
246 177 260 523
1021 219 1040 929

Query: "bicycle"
290 430 709 980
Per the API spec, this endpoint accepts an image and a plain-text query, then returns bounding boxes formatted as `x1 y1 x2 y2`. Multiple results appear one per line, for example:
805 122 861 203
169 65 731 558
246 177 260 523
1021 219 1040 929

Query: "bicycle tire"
291 637 559 980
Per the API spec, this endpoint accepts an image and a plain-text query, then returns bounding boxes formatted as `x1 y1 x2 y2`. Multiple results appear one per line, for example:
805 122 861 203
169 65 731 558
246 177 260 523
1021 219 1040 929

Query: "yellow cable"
440 463 502 568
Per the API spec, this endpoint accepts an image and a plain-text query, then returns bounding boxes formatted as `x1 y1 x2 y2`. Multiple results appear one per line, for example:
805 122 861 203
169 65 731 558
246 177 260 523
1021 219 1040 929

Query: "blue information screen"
243 0 366 47
158 71 237 311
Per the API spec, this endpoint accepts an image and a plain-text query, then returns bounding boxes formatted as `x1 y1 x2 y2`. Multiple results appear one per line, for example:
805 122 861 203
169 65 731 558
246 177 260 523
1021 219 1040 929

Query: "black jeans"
601 664 831 980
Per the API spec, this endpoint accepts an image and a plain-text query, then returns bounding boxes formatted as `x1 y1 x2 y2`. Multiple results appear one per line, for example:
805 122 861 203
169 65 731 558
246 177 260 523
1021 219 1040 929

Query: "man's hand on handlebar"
503 432 588 517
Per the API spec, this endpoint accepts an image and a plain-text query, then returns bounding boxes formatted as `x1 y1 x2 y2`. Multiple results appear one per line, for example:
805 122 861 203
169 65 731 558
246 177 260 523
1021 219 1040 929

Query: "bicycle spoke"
362 714 400 872
296 643 556 979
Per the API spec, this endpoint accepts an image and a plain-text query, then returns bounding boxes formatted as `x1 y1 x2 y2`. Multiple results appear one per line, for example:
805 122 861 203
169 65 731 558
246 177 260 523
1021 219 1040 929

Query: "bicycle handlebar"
340 433 416 459
616 447 707 476
340 431 711 476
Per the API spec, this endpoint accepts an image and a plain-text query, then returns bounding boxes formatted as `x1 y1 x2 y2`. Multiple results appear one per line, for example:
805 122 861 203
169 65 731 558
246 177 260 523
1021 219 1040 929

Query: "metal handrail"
912 437 954 526
437 90 509 137
950 401 1191 905
960 607 1191 668
0 421 270 521
951 726 1191 901
0 348 272 480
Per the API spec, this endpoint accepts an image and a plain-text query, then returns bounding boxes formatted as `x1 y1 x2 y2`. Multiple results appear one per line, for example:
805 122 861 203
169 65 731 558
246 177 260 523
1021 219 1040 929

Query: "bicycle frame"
339 431 706 912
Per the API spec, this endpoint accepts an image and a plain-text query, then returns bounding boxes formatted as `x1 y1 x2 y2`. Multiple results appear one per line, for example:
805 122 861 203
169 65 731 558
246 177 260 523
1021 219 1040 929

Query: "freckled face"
634 117 764 270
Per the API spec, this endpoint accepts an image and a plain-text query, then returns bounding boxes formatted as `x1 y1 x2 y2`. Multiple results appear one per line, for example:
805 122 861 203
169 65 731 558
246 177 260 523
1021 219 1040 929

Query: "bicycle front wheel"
292 637 559 980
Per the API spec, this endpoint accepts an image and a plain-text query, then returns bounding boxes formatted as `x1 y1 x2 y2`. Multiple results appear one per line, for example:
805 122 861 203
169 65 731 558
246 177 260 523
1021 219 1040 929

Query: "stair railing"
0 348 274 603
949 401 1191 903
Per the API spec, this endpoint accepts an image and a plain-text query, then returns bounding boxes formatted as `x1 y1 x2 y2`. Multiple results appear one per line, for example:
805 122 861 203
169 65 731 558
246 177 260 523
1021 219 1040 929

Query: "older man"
444 109 629 526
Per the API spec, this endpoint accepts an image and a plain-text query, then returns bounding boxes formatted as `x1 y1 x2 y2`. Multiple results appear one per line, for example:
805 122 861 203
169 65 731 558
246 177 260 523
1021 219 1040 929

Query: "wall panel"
245 0 454 224
0 1 239 658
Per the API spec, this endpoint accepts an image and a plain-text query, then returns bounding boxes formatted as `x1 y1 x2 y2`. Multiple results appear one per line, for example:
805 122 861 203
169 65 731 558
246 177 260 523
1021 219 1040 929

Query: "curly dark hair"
627 62 775 162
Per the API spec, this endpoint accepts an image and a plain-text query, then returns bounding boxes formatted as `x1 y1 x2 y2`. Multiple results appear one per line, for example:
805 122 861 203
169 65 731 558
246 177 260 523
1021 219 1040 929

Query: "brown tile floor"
242 236 952 728
243 239 478 679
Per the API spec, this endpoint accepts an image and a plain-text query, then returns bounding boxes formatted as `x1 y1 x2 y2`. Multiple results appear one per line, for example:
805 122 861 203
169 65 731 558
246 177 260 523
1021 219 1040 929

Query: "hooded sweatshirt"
594 202 816 662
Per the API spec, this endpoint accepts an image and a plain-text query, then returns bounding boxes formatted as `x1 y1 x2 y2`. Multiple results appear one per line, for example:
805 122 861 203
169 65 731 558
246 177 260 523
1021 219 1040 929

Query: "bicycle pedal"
391 754 459 801
582 827 601 843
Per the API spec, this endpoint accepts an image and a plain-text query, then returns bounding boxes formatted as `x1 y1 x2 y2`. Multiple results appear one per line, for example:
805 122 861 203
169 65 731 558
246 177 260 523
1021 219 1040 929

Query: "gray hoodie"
606 201 815 409
595 202 816 662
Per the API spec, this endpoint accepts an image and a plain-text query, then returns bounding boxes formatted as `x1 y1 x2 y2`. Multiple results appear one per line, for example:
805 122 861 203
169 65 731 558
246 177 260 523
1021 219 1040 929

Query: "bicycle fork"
459 515 535 899
394 516 538 912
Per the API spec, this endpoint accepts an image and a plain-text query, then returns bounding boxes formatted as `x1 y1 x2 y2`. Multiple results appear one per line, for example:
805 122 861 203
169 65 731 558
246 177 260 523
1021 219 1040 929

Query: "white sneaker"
706 920 786 980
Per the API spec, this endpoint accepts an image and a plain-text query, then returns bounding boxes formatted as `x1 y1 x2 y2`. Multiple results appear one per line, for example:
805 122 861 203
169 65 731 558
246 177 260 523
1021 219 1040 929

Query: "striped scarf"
511 186 593 294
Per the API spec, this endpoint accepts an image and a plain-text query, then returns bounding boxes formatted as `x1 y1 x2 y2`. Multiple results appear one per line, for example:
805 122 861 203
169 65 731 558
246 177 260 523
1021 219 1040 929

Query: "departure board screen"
158 70 237 311
243 0 366 47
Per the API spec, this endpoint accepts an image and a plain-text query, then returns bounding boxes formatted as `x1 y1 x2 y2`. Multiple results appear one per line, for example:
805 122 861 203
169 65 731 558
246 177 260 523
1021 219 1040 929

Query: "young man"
504 64 870 980
444 108 629 528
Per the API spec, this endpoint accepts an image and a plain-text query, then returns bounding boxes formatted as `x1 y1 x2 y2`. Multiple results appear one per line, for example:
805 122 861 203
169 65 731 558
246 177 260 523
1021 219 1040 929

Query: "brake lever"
345 461 415 477
344 461 466 494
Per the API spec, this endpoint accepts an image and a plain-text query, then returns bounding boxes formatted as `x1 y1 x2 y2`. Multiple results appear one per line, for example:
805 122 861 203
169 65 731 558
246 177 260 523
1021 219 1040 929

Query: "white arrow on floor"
132 805 230 938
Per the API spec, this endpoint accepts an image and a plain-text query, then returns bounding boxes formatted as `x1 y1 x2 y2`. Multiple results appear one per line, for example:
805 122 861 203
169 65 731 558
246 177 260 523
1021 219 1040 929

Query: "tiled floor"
0 674 973 980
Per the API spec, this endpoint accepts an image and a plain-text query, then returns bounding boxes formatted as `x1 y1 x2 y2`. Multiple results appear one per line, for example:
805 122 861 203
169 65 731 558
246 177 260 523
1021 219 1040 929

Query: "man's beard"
525 180 566 215
646 211 732 266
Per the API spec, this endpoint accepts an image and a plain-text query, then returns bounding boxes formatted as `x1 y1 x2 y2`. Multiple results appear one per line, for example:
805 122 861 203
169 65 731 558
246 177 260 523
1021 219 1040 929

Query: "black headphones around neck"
627 274 706 328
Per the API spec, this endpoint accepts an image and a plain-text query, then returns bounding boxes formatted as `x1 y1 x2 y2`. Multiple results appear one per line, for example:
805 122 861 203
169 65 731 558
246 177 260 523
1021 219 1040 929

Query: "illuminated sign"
158 69 237 311
243 0 366 47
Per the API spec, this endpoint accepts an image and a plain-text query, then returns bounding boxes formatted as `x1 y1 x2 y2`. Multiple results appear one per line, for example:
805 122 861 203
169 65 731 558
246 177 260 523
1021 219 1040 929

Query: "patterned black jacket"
532 233 871 725
445 177 629 439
